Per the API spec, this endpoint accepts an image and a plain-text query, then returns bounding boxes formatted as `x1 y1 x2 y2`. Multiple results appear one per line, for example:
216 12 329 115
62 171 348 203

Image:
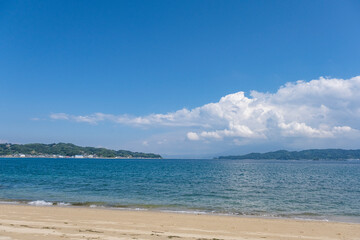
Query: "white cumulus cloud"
50 76 360 145
187 132 200 141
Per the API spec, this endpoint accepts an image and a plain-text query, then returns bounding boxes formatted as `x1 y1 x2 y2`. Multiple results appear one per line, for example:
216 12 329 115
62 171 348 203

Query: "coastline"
0 204 359 240
0 156 162 159
2 198 360 224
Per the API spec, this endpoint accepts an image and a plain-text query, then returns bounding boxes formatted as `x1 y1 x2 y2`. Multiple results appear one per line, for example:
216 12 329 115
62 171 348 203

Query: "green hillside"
216 149 360 160
0 143 162 159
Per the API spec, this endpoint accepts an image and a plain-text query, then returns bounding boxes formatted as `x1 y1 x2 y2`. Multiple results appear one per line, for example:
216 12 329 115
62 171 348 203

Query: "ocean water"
1 158 360 222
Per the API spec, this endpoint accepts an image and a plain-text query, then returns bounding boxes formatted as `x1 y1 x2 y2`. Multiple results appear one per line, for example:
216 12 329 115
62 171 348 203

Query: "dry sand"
0 204 359 240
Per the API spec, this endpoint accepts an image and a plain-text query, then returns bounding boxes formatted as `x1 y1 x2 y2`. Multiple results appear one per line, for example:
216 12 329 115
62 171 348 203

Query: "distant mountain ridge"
0 143 162 159
216 149 360 160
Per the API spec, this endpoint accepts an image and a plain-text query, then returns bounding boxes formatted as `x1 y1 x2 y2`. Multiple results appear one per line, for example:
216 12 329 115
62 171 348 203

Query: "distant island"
216 149 360 160
0 143 162 159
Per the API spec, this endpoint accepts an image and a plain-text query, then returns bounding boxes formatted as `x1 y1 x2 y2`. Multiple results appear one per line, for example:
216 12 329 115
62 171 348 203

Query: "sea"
1 157 360 223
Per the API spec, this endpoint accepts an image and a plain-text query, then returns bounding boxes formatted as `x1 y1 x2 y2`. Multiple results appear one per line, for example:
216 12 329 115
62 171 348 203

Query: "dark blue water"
1 158 360 222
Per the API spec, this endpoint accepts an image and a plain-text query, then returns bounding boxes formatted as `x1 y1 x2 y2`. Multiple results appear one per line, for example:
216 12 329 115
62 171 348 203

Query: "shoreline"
1 200 359 224
0 204 359 240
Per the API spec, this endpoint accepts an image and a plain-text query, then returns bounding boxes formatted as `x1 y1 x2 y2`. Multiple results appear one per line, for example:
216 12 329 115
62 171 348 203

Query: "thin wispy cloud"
50 76 360 144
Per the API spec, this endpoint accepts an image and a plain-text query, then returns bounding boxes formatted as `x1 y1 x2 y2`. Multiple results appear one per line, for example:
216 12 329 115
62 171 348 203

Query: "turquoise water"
1 158 360 222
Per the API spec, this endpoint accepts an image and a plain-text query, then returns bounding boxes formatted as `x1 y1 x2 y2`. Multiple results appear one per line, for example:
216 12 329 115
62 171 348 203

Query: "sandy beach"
0 204 359 240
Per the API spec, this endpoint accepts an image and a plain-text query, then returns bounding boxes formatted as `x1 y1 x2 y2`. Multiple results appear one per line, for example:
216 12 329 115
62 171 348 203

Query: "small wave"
71 201 107 207
28 200 53 206
0 200 20 205
57 202 71 206
161 210 208 215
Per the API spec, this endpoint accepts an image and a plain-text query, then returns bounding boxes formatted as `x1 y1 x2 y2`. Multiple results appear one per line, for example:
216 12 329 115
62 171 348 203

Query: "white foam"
133 207 147 211
28 200 53 206
161 210 208 215
0 201 20 205
57 202 71 206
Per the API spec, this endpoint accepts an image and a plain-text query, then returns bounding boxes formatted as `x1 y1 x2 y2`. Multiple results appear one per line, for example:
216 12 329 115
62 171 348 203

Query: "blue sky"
1 0 360 157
